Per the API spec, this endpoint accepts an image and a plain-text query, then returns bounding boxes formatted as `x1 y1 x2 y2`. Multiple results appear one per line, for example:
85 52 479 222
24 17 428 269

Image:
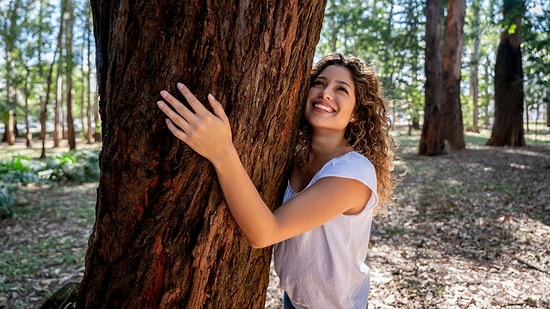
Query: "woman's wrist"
210 144 240 172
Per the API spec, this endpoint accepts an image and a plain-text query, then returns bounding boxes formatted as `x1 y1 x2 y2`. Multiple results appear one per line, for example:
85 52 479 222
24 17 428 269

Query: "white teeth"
314 103 334 112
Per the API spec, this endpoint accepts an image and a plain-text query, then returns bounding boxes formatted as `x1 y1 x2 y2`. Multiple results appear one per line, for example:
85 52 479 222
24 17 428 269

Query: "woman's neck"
308 130 351 164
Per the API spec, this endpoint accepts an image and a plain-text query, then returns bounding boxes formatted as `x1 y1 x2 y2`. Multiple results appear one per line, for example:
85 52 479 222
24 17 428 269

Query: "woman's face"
304 65 357 133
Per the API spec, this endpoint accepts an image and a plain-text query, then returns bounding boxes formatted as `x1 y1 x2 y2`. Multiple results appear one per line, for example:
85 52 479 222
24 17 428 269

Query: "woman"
157 53 396 308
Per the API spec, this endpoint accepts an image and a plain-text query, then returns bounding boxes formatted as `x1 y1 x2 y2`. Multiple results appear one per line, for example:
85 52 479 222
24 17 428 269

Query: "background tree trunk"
440 0 466 150
547 96 549 127
64 0 76 150
419 0 444 155
23 65 32 147
487 0 525 146
78 1 326 308
470 0 481 133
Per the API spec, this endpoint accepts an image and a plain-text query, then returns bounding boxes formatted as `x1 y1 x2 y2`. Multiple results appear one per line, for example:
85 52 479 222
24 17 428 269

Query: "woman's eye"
313 80 324 86
338 87 349 94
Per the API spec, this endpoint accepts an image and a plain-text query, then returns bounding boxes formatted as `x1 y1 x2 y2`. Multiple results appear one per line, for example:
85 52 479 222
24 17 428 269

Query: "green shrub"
0 185 15 219
0 149 100 219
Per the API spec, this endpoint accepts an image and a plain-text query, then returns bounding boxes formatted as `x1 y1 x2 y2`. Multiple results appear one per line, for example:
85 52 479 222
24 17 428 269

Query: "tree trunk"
3 51 16 146
53 0 65 149
40 27 61 158
419 0 444 155
483 54 491 129
487 0 525 147
84 2 94 144
2 0 22 146
64 0 76 150
78 1 325 308
440 0 466 150
470 0 481 133
23 66 32 147
54 68 63 147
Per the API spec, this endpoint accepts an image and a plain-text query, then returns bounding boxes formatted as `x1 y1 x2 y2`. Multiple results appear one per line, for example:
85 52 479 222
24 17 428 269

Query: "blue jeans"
283 292 297 309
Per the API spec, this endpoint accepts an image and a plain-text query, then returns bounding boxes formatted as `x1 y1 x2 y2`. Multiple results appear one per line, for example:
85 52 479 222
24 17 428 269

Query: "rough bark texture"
78 1 326 308
440 0 466 150
419 0 444 156
487 0 525 147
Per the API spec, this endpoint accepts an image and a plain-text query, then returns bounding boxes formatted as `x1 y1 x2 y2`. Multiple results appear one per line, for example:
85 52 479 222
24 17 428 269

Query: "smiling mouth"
314 103 335 113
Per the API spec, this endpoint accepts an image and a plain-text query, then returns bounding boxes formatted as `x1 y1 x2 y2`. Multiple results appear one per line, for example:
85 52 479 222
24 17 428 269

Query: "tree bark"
419 0 444 155
78 1 325 308
440 0 466 150
487 0 525 146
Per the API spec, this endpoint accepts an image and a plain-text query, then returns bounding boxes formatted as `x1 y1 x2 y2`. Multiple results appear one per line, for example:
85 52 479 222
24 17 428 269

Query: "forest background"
0 0 549 308
0 0 548 147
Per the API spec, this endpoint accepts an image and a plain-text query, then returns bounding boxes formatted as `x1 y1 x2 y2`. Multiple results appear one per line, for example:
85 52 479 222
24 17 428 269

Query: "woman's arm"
157 84 371 248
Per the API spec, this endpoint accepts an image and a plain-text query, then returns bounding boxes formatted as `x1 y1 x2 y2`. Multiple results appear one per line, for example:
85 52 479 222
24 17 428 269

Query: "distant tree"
77 1 325 308
40 0 62 158
1 0 23 145
521 0 549 130
440 0 466 150
82 2 95 144
487 0 526 146
22 65 32 147
63 0 76 150
420 0 466 154
468 0 482 133
419 0 444 155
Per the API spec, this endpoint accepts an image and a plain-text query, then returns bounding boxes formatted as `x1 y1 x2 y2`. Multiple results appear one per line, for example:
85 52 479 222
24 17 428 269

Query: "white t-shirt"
273 151 378 309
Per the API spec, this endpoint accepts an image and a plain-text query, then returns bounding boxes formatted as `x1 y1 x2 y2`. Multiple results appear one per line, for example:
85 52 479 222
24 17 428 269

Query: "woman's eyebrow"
336 80 352 88
315 75 352 89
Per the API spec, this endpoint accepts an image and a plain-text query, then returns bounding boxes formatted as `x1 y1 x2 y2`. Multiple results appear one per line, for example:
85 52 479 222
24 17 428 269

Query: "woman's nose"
319 87 333 100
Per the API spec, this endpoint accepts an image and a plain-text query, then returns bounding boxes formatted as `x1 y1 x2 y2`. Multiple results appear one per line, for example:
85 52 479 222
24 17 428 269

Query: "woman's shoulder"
315 151 378 207
330 151 374 170
317 151 375 182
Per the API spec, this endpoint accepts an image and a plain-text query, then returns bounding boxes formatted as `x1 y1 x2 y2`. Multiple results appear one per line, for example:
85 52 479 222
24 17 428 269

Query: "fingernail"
157 101 164 108
160 90 168 97
177 82 185 89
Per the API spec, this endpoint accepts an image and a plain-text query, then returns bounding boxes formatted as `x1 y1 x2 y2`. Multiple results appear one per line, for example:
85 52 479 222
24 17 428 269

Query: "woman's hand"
157 83 233 164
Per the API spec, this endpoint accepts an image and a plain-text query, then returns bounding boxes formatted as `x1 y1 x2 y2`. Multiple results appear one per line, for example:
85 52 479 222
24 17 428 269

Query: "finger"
165 118 189 142
177 83 210 116
207 93 229 122
157 100 192 132
159 90 196 122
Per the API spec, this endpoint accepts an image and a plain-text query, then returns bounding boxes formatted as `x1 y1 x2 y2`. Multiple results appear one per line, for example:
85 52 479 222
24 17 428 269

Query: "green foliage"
0 185 15 219
522 0 549 112
44 150 100 182
0 149 99 219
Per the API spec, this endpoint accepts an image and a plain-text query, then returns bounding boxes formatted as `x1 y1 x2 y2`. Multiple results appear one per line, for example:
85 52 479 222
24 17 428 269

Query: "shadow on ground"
368 145 550 308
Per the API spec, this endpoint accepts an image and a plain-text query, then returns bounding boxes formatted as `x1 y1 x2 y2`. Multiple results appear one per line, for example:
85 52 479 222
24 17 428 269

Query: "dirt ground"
1 141 549 308
363 144 550 309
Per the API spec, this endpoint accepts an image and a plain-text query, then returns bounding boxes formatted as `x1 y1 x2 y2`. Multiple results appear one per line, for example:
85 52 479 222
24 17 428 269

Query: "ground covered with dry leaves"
365 143 550 309
1 134 549 308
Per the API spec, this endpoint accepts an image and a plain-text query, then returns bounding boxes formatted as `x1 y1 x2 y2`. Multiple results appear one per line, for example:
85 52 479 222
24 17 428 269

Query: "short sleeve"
313 152 378 211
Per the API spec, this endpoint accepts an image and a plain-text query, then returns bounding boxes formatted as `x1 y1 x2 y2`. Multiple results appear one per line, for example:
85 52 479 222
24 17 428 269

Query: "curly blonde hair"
296 53 397 215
